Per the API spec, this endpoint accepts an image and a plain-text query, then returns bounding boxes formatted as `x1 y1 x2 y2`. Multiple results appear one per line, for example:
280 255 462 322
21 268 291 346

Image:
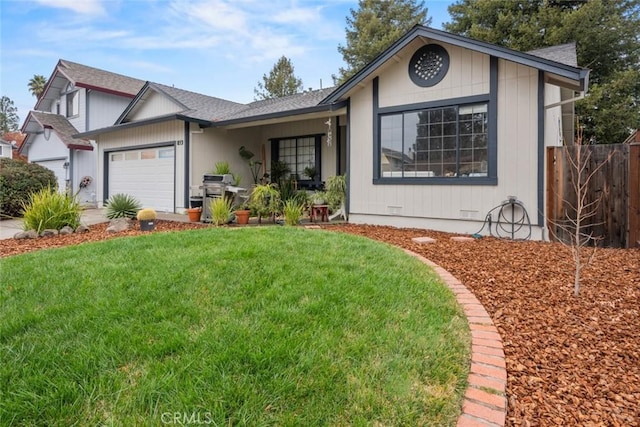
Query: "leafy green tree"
0 96 19 134
28 74 48 99
336 0 430 84
444 0 640 144
254 56 303 100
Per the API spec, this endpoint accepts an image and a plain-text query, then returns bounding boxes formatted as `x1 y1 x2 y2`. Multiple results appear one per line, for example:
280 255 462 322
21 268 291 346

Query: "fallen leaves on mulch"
1 222 639 426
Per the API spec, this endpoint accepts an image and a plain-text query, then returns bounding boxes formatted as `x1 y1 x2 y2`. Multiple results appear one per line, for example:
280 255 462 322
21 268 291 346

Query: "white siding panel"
378 41 490 108
129 91 183 121
27 133 69 162
72 145 98 205
88 91 135 130
67 89 86 133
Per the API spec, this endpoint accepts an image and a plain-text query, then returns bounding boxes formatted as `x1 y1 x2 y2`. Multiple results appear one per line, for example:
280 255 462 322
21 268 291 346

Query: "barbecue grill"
201 174 233 222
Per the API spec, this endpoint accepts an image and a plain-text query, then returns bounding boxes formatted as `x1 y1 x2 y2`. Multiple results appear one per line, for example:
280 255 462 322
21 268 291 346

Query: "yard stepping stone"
412 236 436 244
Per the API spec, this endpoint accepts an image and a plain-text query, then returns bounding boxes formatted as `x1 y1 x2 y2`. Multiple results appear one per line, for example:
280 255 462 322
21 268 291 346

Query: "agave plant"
105 193 141 219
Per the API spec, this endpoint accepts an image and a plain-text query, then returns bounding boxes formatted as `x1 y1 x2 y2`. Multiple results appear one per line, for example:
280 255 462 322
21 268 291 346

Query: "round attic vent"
408 44 449 87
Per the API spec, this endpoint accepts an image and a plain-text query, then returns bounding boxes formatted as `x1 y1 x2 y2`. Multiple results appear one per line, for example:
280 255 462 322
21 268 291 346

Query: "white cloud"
33 0 106 15
272 6 321 24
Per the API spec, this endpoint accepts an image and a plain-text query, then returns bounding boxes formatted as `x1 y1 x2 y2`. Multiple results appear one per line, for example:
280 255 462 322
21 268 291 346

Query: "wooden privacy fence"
547 144 640 248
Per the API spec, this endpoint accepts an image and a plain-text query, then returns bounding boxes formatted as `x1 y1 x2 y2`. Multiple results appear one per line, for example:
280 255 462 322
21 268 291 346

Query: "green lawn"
0 227 469 426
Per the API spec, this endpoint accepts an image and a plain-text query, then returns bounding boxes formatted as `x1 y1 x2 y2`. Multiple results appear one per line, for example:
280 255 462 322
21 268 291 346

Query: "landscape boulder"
59 226 74 235
40 229 59 237
14 230 38 240
106 218 131 233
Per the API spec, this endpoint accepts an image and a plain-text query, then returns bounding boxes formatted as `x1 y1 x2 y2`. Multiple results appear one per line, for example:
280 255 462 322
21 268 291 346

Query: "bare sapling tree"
552 121 615 296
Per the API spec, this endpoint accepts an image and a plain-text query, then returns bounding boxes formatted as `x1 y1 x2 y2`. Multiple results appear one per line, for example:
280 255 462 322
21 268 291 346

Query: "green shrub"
105 193 141 219
22 187 81 233
0 158 58 218
283 200 303 226
210 197 233 226
249 184 281 223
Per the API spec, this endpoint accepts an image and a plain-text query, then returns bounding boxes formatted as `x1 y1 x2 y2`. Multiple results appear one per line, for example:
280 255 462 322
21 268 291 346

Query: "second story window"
66 91 79 117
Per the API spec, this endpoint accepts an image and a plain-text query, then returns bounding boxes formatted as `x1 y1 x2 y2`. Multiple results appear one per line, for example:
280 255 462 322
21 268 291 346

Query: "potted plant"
311 190 327 205
186 207 202 222
249 183 281 224
303 165 316 181
137 208 157 231
269 160 291 188
234 201 251 225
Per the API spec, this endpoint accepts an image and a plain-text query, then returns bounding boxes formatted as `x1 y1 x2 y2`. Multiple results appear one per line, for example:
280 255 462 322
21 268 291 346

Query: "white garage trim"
34 157 68 193
105 143 176 212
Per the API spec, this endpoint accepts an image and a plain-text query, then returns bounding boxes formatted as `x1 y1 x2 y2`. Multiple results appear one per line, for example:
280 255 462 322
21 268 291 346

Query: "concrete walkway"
0 209 190 240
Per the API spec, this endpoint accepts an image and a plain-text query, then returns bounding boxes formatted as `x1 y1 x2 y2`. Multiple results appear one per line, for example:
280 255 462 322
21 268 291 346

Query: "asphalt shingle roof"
29 111 92 149
220 87 336 121
148 83 248 122
58 59 146 96
527 42 578 67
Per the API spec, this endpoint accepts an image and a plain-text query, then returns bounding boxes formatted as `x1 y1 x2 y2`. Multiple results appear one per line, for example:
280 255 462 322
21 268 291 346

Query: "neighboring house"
20 59 145 203
0 139 13 159
76 26 588 240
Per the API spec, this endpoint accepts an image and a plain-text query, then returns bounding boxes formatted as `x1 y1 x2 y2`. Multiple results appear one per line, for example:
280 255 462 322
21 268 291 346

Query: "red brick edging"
404 250 507 427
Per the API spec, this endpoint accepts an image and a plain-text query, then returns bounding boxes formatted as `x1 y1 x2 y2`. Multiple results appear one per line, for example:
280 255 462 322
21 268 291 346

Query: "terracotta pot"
187 207 202 222
235 210 250 225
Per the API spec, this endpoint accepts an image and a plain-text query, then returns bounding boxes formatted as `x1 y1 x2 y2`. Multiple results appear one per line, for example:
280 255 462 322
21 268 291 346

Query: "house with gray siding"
20 59 145 205
76 26 588 240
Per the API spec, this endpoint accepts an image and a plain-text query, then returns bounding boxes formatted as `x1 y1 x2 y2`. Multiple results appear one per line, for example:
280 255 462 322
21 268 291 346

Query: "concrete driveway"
0 208 109 240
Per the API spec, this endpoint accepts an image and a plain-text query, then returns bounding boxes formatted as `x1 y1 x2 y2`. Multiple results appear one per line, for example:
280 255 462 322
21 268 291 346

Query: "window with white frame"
380 103 489 179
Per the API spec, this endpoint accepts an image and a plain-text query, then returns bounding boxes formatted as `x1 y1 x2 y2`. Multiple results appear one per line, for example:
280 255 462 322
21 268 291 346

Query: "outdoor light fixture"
43 126 52 141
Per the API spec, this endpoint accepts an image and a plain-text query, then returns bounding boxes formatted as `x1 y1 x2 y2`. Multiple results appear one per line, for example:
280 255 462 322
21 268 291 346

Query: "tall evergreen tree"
445 0 640 144
0 96 20 134
336 0 430 84
254 56 303 100
28 74 48 99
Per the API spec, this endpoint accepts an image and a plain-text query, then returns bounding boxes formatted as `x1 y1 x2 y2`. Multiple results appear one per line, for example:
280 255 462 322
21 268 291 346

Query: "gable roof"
116 82 247 124
20 111 92 152
35 59 146 111
322 25 589 104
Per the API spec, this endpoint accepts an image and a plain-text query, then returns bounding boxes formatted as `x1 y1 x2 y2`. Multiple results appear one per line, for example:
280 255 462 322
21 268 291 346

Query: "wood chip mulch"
1 221 639 426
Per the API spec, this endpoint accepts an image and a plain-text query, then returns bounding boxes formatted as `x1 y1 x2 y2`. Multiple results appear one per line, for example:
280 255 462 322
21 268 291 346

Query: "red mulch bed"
2 222 639 426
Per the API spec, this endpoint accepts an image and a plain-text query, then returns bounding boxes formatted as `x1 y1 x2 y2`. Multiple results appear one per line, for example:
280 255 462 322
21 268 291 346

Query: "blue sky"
1 0 455 125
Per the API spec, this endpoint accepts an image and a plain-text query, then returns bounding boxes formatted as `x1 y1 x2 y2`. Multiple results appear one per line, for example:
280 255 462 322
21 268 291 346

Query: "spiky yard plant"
21 186 81 233
210 197 233 227
282 199 304 226
105 193 141 219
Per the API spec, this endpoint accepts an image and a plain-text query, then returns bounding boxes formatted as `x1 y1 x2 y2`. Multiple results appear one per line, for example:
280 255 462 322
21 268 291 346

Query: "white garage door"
108 146 174 212
36 159 67 192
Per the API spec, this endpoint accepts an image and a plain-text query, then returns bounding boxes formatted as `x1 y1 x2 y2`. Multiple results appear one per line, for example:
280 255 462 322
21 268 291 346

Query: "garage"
107 146 175 212
35 159 67 193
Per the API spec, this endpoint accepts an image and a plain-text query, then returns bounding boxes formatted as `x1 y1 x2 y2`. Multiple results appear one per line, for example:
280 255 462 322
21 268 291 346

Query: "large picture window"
380 103 489 180
271 134 322 187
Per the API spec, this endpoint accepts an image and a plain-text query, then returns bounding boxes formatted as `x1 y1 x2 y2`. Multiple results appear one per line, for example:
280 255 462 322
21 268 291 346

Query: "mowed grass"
0 227 470 426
